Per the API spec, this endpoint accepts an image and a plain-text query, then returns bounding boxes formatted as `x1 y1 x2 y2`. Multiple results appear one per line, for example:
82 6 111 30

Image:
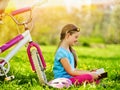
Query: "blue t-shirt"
53 47 75 79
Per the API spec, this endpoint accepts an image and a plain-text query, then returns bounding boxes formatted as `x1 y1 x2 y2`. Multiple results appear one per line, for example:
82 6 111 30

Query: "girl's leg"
69 74 100 85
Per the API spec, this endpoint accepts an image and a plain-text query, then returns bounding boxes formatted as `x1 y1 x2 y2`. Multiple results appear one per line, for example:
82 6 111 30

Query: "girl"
53 24 100 85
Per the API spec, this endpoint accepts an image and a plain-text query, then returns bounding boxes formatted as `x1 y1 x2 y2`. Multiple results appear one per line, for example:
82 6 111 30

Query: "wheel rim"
0 59 10 76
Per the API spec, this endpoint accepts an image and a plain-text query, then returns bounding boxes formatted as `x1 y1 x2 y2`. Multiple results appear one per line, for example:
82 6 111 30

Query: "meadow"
0 44 120 90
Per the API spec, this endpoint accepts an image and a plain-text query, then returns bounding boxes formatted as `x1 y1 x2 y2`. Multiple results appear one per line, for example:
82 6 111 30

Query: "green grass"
0 44 120 90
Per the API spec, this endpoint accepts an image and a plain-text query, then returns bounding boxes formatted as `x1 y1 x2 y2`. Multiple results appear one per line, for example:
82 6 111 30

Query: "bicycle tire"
31 49 47 85
0 59 10 76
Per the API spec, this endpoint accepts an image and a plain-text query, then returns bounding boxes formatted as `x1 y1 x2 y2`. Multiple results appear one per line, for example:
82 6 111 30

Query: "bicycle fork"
27 41 47 84
27 41 46 71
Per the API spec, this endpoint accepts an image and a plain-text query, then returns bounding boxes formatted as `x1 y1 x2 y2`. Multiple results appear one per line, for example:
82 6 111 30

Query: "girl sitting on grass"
53 24 100 85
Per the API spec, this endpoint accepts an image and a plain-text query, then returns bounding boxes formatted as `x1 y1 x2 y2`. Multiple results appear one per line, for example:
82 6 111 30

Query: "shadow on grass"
111 72 120 81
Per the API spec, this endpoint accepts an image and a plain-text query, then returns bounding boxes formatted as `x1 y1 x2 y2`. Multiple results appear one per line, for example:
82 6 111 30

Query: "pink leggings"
69 74 100 85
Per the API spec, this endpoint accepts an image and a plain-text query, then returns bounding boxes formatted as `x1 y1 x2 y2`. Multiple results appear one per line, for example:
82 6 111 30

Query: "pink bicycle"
0 6 47 85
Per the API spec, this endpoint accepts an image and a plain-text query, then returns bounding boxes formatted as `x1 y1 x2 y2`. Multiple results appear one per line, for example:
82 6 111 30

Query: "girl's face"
67 32 80 46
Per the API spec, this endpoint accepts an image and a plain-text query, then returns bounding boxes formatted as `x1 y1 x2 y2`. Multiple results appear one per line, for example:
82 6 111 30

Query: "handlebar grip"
11 7 31 16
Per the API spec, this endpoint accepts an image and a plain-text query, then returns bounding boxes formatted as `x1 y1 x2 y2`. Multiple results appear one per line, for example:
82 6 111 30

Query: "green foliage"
79 36 104 47
107 4 120 44
0 45 120 90
0 4 120 45
112 5 120 30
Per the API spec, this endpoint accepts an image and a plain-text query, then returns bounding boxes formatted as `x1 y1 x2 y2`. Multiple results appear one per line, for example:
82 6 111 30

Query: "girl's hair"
58 24 80 68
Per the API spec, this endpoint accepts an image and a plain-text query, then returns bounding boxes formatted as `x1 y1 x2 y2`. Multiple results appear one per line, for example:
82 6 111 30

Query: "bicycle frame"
0 3 47 84
0 29 46 73
0 30 32 63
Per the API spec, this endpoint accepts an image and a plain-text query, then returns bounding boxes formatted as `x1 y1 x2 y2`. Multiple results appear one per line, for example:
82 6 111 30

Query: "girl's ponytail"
69 46 78 68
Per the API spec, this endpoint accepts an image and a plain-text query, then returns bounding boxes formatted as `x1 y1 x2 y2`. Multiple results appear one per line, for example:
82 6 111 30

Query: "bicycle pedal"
5 75 15 81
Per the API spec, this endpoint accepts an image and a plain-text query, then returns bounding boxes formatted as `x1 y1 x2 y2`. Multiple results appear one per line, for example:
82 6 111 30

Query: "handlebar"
1 6 33 31
11 7 31 16
0 0 48 28
8 7 32 26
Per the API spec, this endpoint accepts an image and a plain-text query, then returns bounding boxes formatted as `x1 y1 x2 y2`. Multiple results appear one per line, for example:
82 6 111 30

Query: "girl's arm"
60 58 100 79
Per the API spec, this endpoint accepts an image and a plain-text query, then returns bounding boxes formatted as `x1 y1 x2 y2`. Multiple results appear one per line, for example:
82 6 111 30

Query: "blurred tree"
1 1 120 45
106 2 120 44
111 4 120 43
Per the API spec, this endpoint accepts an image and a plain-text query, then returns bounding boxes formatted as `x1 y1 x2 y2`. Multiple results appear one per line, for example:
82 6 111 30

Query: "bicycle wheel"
0 59 10 76
31 49 47 85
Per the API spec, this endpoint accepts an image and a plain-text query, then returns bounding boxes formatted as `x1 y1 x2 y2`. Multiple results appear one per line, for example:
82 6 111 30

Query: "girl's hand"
90 72 101 80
